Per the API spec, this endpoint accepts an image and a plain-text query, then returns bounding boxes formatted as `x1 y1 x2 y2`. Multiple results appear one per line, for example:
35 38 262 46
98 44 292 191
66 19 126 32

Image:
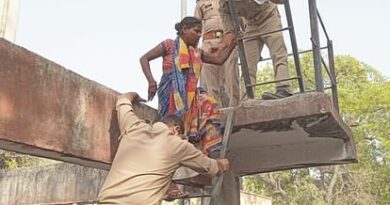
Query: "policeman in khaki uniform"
219 0 293 99
194 0 240 107
97 92 229 204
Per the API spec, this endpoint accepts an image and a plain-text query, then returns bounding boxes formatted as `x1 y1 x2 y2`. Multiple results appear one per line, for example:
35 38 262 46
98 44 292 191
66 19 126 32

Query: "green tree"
243 54 390 205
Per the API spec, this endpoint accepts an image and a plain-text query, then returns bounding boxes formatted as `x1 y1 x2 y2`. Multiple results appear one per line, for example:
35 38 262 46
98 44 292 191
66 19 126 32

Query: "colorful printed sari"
157 37 222 154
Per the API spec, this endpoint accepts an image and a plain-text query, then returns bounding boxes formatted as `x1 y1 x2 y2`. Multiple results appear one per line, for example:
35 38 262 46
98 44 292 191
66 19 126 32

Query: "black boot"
261 86 293 100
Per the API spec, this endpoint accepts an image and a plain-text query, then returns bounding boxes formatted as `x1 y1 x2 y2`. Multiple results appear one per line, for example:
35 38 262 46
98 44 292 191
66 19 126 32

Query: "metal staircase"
228 0 339 111
177 0 343 204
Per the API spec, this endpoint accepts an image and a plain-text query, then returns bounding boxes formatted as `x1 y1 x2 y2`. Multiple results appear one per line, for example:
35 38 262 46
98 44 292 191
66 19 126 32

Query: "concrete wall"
0 38 159 170
0 163 107 205
0 163 271 205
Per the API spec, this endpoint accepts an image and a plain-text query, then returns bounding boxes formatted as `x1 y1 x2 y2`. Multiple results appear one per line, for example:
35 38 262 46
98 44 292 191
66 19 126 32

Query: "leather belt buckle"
203 30 224 40
214 31 223 38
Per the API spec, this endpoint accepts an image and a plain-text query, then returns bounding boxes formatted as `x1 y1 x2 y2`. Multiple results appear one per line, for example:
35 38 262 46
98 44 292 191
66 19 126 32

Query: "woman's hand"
140 42 164 101
148 81 158 101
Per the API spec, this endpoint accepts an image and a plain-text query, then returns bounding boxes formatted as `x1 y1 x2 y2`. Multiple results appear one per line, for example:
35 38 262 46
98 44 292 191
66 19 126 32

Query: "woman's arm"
201 32 237 65
139 43 164 101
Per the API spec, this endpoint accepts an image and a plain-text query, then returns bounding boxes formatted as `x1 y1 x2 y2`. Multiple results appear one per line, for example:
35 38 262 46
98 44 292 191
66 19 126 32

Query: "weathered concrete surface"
0 163 271 205
0 38 158 170
221 93 357 175
0 163 107 205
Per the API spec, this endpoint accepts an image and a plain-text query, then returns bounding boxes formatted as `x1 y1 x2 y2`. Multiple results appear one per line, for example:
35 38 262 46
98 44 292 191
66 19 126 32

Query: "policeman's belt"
203 30 224 40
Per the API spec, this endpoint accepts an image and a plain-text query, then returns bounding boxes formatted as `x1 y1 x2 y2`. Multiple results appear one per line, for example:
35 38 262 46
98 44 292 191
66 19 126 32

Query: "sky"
16 0 390 107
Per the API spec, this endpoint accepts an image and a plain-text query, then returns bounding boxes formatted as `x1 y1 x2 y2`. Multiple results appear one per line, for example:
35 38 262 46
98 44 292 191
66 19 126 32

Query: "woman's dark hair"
159 115 185 134
175 16 202 35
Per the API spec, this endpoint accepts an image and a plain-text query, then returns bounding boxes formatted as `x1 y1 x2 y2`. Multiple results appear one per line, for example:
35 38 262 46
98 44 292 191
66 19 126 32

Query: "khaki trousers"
201 38 240 107
243 7 290 95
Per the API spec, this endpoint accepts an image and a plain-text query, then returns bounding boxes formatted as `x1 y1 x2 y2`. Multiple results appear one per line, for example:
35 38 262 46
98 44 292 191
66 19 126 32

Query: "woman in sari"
140 16 236 200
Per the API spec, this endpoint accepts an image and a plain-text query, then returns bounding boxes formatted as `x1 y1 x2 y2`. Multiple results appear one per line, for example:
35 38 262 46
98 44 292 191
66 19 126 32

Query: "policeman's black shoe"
261 86 293 100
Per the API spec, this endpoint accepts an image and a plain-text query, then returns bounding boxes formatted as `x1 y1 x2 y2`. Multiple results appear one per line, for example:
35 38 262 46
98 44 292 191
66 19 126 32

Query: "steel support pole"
181 0 187 19
308 0 324 92
210 110 235 205
226 0 254 99
284 0 305 92
328 40 339 112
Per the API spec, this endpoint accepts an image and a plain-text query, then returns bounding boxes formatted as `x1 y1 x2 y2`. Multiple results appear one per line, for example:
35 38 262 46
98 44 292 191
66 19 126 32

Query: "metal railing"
229 0 339 111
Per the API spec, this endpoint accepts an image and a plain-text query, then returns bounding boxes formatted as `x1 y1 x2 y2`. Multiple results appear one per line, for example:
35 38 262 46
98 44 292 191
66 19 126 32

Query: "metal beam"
226 0 254 98
308 0 324 92
328 40 339 112
284 0 305 92
181 0 187 19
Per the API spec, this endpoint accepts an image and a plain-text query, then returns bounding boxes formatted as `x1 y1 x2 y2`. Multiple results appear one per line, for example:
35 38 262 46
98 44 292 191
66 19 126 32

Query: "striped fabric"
186 88 222 154
157 37 222 154
158 37 201 117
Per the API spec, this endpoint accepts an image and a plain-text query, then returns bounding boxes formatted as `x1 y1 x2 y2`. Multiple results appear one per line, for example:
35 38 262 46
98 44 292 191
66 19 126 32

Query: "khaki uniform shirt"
219 0 277 32
194 0 224 34
97 98 219 205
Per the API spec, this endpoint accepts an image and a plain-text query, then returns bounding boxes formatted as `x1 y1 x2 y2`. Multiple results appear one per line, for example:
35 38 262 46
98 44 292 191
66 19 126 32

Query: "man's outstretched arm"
178 141 230 176
116 92 145 137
